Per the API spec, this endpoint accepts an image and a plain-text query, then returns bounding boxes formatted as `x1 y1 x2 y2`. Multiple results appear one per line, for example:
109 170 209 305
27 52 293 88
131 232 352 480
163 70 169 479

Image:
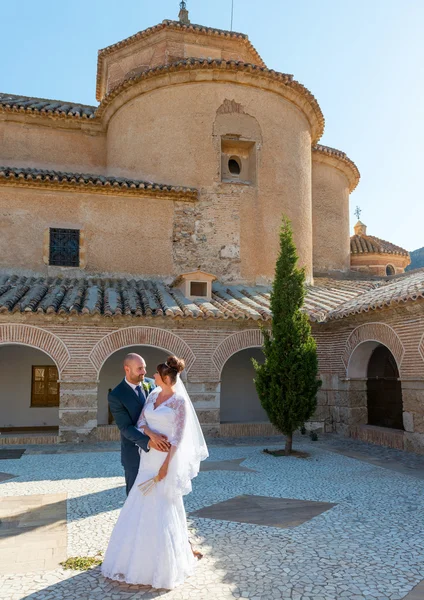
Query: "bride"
101 356 209 590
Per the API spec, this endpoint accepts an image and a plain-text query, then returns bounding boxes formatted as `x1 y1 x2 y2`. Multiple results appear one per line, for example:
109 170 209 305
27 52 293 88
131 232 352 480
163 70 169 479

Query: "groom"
108 353 170 495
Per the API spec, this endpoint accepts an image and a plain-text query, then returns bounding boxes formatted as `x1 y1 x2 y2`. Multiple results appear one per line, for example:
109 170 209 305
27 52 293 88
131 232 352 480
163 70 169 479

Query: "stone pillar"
186 381 220 437
346 378 368 431
310 373 335 433
401 379 424 454
319 375 367 435
58 381 98 443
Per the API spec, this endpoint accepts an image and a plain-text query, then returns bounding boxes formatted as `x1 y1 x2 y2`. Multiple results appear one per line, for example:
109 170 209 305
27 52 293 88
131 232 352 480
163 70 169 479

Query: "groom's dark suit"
108 378 156 495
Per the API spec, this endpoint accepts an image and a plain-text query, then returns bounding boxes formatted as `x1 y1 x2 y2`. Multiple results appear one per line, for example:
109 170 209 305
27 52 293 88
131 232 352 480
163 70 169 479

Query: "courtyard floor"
0 435 423 600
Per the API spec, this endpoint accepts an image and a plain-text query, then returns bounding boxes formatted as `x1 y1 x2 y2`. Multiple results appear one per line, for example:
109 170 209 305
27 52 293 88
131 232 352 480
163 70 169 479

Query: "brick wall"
1 302 423 451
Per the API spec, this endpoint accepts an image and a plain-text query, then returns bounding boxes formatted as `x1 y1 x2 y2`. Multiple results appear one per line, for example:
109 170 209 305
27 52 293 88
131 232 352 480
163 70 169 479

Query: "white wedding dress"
101 387 206 590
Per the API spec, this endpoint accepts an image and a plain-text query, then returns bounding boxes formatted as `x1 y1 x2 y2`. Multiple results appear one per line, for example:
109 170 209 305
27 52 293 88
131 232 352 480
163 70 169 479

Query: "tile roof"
326 269 424 320
350 234 409 257
0 274 382 323
96 19 266 101
96 57 325 143
304 278 380 322
0 93 97 119
2 59 324 144
0 166 198 200
312 144 360 192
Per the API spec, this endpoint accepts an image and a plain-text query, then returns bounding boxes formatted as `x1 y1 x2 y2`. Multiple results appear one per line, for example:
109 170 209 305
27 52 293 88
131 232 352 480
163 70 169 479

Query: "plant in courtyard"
253 216 321 455
60 553 103 571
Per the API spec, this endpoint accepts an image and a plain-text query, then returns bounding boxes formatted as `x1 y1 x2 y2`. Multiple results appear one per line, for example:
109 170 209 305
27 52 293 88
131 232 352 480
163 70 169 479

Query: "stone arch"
213 329 263 377
418 332 424 364
344 323 404 378
89 327 196 377
0 323 70 375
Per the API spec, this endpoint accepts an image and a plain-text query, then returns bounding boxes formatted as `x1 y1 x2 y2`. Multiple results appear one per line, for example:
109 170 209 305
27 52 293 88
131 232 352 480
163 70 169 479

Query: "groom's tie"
135 385 144 403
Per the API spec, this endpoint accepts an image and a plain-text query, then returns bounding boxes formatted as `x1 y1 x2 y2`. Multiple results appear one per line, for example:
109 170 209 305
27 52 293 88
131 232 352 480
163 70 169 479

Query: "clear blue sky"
1 1 423 251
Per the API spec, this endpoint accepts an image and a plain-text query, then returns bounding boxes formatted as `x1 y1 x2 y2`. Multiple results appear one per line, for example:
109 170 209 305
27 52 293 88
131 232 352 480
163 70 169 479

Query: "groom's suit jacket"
108 378 156 470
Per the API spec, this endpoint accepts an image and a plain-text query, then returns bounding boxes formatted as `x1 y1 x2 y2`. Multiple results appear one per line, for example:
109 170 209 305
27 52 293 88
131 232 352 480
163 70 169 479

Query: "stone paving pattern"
0 493 67 574
0 436 423 599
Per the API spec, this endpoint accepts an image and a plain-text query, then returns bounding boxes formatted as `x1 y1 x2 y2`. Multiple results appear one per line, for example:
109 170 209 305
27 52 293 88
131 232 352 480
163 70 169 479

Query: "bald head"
123 353 147 385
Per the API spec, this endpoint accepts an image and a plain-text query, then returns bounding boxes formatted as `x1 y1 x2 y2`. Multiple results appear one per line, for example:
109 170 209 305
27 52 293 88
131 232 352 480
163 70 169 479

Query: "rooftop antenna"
179 0 190 24
354 206 362 220
231 0 234 31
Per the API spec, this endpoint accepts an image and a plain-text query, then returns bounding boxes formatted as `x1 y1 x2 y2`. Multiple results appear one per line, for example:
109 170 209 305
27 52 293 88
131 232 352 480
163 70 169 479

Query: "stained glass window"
49 228 80 267
31 366 60 407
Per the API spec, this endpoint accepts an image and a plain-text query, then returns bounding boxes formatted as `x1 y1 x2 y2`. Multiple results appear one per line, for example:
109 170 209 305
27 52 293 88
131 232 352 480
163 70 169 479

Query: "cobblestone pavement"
0 436 423 600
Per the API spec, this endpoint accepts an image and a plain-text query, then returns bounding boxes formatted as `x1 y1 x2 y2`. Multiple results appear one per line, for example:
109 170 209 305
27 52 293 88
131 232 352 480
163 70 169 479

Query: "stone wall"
106 79 314 283
0 187 176 276
401 379 424 453
312 158 350 273
0 118 105 174
100 28 265 99
350 253 410 276
311 307 424 453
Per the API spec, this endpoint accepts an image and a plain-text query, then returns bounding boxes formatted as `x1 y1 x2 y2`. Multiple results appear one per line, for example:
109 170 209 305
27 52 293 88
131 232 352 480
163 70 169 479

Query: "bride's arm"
157 396 186 481
137 395 170 452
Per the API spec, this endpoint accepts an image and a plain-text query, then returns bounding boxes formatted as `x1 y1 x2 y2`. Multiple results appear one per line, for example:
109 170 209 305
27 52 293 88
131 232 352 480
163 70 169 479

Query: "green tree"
253 217 321 455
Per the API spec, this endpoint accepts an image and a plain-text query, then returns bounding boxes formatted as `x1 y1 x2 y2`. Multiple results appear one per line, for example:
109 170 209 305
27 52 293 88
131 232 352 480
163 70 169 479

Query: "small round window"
228 157 241 176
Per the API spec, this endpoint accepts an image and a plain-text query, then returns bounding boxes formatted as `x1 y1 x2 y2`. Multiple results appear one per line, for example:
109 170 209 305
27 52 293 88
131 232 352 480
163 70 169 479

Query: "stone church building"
0 6 423 453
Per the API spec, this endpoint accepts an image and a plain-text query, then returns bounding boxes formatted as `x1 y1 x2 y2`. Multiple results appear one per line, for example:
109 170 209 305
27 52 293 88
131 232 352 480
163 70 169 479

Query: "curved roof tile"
0 273 384 323
0 166 198 200
96 19 266 101
350 234 409 257
326 269 424 320
0 92 97 119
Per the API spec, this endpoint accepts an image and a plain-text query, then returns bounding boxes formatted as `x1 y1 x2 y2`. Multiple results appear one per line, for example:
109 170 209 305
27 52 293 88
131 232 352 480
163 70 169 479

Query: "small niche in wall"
221 137 256 184
190 281 208 297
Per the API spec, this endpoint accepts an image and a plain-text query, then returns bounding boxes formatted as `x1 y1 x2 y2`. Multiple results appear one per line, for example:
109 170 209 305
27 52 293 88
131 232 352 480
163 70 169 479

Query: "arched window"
386 264 395 276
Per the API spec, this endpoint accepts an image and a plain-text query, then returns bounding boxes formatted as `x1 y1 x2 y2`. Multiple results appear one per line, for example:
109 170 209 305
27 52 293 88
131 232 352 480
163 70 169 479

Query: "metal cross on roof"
354 206 362 220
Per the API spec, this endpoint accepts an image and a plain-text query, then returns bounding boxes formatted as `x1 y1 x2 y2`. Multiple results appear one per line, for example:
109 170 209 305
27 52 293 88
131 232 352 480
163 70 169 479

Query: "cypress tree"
253 217 321 455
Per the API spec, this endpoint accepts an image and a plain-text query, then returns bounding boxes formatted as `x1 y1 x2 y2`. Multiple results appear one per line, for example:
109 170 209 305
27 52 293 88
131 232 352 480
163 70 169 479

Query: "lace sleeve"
136 408 147 433
168 395 186 447
136 392 156 432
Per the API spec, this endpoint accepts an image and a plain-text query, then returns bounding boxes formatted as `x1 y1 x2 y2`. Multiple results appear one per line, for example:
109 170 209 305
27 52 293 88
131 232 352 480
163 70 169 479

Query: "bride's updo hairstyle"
157 355 185 385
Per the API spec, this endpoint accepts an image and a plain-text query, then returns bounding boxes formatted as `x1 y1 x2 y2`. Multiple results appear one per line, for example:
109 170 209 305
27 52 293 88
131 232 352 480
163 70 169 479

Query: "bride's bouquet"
138 475 159 496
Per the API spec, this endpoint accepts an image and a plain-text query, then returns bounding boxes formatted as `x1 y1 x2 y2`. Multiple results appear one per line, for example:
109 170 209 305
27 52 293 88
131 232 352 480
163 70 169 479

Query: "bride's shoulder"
170 392 186 405
147 387 160 400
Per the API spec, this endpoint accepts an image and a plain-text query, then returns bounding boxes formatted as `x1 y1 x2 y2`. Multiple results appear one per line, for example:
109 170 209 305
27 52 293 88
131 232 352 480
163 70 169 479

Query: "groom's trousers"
124 464 139 496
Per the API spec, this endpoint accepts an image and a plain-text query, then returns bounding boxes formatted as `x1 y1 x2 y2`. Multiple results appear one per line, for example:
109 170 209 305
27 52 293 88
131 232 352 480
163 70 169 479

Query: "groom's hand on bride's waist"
147 432 171 452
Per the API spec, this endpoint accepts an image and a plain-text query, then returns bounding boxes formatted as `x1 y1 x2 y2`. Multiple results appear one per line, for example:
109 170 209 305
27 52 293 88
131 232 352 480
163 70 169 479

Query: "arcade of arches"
0 322 423 453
